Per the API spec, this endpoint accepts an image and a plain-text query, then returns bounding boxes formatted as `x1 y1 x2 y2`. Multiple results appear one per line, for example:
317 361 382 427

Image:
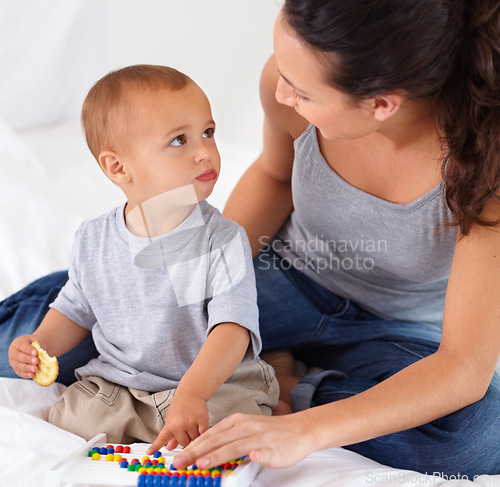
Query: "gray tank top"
271 124 457 326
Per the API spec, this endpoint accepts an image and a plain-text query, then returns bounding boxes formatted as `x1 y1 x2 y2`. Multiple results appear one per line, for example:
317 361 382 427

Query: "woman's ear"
98 151 131 184
371 93 403 122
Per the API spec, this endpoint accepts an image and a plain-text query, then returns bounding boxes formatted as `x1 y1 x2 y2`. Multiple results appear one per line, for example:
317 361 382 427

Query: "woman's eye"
295 91 309 102
170 134 187 147
203 128 215 138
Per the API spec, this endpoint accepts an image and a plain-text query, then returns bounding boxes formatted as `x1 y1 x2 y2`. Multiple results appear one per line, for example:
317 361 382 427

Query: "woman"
1 0 499 477
169 0 500 477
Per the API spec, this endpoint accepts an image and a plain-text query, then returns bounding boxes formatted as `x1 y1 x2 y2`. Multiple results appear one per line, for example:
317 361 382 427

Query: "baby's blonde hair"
82 64 191 160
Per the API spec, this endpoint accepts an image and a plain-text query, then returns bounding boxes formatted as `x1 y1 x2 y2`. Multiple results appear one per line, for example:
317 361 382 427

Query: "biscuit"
32 340 59 386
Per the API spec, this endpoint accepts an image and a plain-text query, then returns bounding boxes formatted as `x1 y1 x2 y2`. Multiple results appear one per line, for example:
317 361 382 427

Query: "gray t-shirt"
50 200 260 392
270 124 458 326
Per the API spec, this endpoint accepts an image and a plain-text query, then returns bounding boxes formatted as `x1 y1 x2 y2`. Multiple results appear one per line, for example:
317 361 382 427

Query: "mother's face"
272 11 378 141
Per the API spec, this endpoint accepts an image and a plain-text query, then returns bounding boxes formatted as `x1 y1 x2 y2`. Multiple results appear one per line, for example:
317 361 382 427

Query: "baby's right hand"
8 335 44 379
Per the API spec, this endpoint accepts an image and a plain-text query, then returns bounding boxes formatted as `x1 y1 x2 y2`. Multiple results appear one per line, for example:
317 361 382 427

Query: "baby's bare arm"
177 322 250 400
8 308 90 379
147 322 250 453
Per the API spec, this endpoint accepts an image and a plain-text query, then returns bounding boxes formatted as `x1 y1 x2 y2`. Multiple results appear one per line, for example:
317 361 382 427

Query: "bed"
1 1 498 485
0 119 499 487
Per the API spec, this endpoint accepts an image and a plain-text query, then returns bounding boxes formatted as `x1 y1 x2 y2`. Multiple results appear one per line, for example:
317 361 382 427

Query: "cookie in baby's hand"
31 340 59 386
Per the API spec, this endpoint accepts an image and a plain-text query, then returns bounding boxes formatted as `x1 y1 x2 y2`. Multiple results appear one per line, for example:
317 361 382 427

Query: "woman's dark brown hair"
283 0 500 235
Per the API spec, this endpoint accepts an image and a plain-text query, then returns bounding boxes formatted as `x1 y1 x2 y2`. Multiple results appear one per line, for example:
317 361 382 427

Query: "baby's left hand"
147 393 209 454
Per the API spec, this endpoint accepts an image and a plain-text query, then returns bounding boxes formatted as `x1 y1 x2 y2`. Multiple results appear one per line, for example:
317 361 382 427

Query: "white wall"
0 0 282 155
103 0 282 153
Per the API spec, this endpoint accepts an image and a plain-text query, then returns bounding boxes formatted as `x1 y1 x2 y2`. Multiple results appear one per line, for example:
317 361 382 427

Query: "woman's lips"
196 169 217 181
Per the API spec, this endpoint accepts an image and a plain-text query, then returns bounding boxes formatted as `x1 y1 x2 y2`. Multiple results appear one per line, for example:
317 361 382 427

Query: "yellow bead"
91 453 100 461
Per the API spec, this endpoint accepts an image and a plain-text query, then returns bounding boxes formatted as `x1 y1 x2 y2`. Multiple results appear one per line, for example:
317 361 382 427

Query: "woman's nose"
275 76 297 107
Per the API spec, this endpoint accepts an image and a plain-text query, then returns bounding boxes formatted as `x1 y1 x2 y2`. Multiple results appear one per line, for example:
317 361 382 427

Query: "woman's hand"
171 411 315 470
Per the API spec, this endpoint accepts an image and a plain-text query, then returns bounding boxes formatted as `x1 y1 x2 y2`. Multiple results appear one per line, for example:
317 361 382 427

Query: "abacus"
45 433 262 487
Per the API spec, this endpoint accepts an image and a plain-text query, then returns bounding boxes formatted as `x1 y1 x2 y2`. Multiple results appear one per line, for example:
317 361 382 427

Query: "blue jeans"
0 257 499 477
0 271 98 386
255 249 500 478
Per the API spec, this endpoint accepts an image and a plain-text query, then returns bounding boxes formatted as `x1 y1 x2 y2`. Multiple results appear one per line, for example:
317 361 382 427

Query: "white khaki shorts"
49 359 279 443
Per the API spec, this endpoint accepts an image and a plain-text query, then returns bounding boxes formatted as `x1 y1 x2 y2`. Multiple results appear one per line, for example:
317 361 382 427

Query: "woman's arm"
223 55 307 256
172 201 500 469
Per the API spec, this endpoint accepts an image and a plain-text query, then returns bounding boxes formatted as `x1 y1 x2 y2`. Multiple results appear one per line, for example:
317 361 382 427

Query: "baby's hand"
8 335 44 379
147 393 209 455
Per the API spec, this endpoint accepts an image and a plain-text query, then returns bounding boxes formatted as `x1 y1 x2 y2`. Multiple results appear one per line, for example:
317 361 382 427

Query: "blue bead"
145 475 154 487
99 447 107 454
205 477 212 487
120 460 128 468
153 451 162 458
162 475 171 487
107 448 114 454
138 476 146 487
170 476 179 487
213 477 221 487
179 475 187 487
196 476 205 487
154 476 163 487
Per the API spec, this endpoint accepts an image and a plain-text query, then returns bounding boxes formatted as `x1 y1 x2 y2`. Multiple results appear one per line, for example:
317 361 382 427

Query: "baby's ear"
98 151 131 184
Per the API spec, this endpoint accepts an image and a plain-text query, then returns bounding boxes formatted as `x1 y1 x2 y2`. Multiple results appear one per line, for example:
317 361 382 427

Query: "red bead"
123 446 131 453
116 445 124 453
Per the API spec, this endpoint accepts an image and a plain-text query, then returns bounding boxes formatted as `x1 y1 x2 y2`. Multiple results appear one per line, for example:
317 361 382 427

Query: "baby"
9 64 278 451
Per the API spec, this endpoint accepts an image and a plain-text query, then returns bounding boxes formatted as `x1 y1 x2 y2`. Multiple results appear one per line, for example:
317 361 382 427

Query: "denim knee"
347 373 500 477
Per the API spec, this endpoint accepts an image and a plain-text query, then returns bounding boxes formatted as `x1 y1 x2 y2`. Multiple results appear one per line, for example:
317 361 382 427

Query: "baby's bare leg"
262 350 298 414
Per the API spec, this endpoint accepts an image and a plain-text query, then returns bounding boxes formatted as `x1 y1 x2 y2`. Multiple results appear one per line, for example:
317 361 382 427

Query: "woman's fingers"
173 413 277 469
174 411 315 470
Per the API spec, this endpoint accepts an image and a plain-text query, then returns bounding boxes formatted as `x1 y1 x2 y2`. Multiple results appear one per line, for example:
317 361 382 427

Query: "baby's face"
122 82 221 206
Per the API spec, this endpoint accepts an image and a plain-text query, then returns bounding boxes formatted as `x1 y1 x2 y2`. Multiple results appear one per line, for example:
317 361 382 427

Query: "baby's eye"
203 128 215 139
170 134 187 146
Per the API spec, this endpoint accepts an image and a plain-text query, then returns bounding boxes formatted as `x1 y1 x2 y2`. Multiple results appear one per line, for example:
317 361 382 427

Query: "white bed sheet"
0 122 498 487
